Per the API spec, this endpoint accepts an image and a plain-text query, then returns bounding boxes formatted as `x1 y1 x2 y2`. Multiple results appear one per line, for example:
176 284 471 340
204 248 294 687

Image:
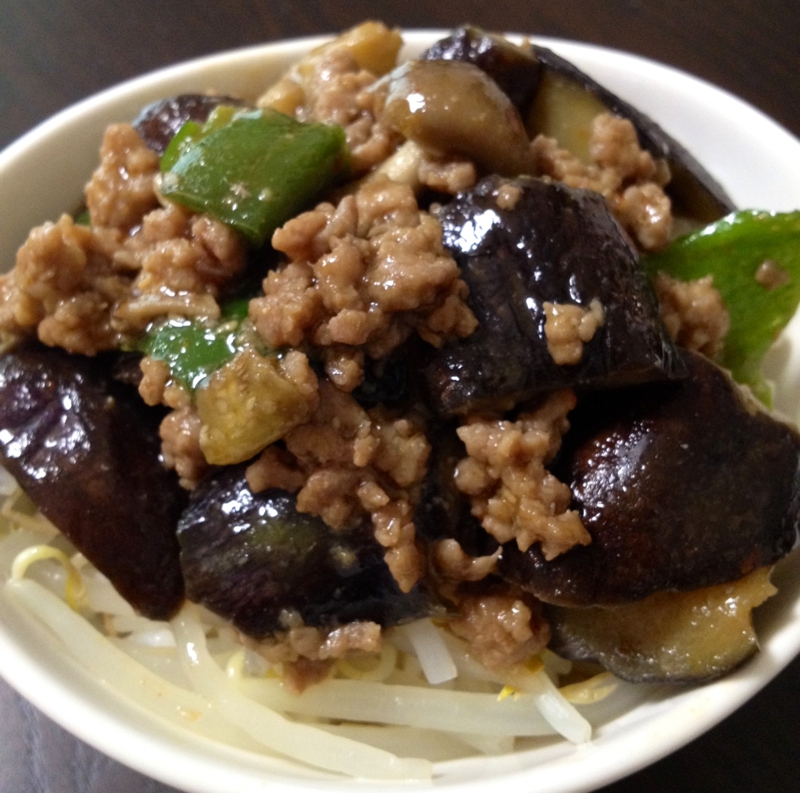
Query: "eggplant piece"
379 60 534 178
423 175 682 416
0 342 186 619
177 465 435 639
420 26 543 116
529 46 735 224
132 94 249 155
499 349 800 605
546 567 777 683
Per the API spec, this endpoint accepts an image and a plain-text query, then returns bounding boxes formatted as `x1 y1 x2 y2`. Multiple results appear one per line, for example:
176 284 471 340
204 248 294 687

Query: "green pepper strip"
643 210 800 404
159 106 349 247
142 298 253 392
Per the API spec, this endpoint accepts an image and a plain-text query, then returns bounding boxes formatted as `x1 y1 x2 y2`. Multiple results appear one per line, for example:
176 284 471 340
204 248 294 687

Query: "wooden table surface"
1 1 798 792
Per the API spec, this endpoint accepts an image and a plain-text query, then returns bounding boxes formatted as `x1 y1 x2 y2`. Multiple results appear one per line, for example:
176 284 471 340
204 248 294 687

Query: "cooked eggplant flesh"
529 46 735 224
378 60 535 178
177 465 436 638
500 349 800 606
0 342 186 620
546 567 776 683
423 174 682 416
420 25 543 116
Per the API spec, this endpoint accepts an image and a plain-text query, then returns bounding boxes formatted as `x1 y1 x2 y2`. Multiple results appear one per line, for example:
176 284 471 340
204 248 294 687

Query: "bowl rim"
1 28 800 793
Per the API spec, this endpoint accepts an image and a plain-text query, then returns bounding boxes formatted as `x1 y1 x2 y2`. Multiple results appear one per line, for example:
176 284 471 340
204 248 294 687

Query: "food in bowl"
0 21 799 781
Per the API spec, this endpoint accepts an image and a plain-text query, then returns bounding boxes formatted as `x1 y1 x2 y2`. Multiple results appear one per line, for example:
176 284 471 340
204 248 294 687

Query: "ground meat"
755 259 790 290
494 182 523 211
254 617 382 685
543 298 605 366
449 588 550 671
138 355 191 409
0 125 247 353
250 177 477 390
654 272 730 359
531 112 673 251
159 406 208 490
247 381 429 592
417 155 477 194
250 618 382 692
245 446 307 493
85 123 160 232
115 203 247 330
0 214 133 354
454 390 590 561
433 538 500 582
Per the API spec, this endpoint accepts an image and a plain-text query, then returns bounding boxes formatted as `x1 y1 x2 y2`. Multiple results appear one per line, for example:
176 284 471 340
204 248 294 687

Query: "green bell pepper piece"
159 107 349 246
142 299 254 391
643 210 800 404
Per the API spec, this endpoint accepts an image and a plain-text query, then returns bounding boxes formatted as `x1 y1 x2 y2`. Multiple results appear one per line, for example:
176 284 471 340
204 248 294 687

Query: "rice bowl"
0 29 800 793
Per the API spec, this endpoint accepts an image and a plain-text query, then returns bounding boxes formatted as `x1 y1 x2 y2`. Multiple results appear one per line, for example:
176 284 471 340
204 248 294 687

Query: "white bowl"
1 30 800 793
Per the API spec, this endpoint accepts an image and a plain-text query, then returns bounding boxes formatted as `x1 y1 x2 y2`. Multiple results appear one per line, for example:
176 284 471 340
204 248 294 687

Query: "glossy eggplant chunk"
420 26 543 116
133 94 249 155
424 175 681 415
0 343 186 619
546 567 776 683
529 46 735 224
177 465 435 638
500 350 800 606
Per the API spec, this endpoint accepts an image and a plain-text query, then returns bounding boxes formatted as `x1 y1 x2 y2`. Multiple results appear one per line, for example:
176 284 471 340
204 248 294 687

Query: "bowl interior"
1 31 800 793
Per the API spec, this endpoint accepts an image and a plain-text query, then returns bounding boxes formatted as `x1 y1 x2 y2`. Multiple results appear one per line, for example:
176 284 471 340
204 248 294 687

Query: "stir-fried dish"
1 22 800 778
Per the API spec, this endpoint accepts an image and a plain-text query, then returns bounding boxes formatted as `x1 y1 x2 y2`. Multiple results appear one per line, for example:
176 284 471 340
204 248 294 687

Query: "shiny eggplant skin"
500 350 800 606
545 567 777 683
420 26 543 116
424 175 682 416
0 342 186 619
177 465 435 638
133 94 249 155
530 46 735 224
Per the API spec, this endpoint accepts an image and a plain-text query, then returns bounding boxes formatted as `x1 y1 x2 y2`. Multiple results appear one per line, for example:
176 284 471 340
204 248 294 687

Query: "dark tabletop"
1 1 799 791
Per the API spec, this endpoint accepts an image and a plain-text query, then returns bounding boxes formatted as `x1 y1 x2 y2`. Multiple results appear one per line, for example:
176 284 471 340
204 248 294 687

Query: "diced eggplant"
423 175 682 416
378 60 534 177
546 567 777 683
529 46 735 224
0 342 186 619
132 93 249 155
420 26 543 116
177 465 435 638
499 350 800 605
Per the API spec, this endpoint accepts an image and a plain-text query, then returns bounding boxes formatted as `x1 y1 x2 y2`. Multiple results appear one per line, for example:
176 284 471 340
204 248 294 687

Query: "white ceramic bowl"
1 30 800 793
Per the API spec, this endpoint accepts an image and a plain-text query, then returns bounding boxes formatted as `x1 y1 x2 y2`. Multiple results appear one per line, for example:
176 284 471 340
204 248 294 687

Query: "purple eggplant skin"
531 46 735 224
177 465 436 639
0 342 186 620
423 175 683 416
420 26 543 116
499 349 800 606
132 94 250 155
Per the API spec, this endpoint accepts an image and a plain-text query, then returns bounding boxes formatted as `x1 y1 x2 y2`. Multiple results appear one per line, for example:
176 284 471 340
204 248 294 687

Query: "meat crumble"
454 390 591 561
250 176 477 390
654 271 730 359
543 299 605 366
532 112 674 251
